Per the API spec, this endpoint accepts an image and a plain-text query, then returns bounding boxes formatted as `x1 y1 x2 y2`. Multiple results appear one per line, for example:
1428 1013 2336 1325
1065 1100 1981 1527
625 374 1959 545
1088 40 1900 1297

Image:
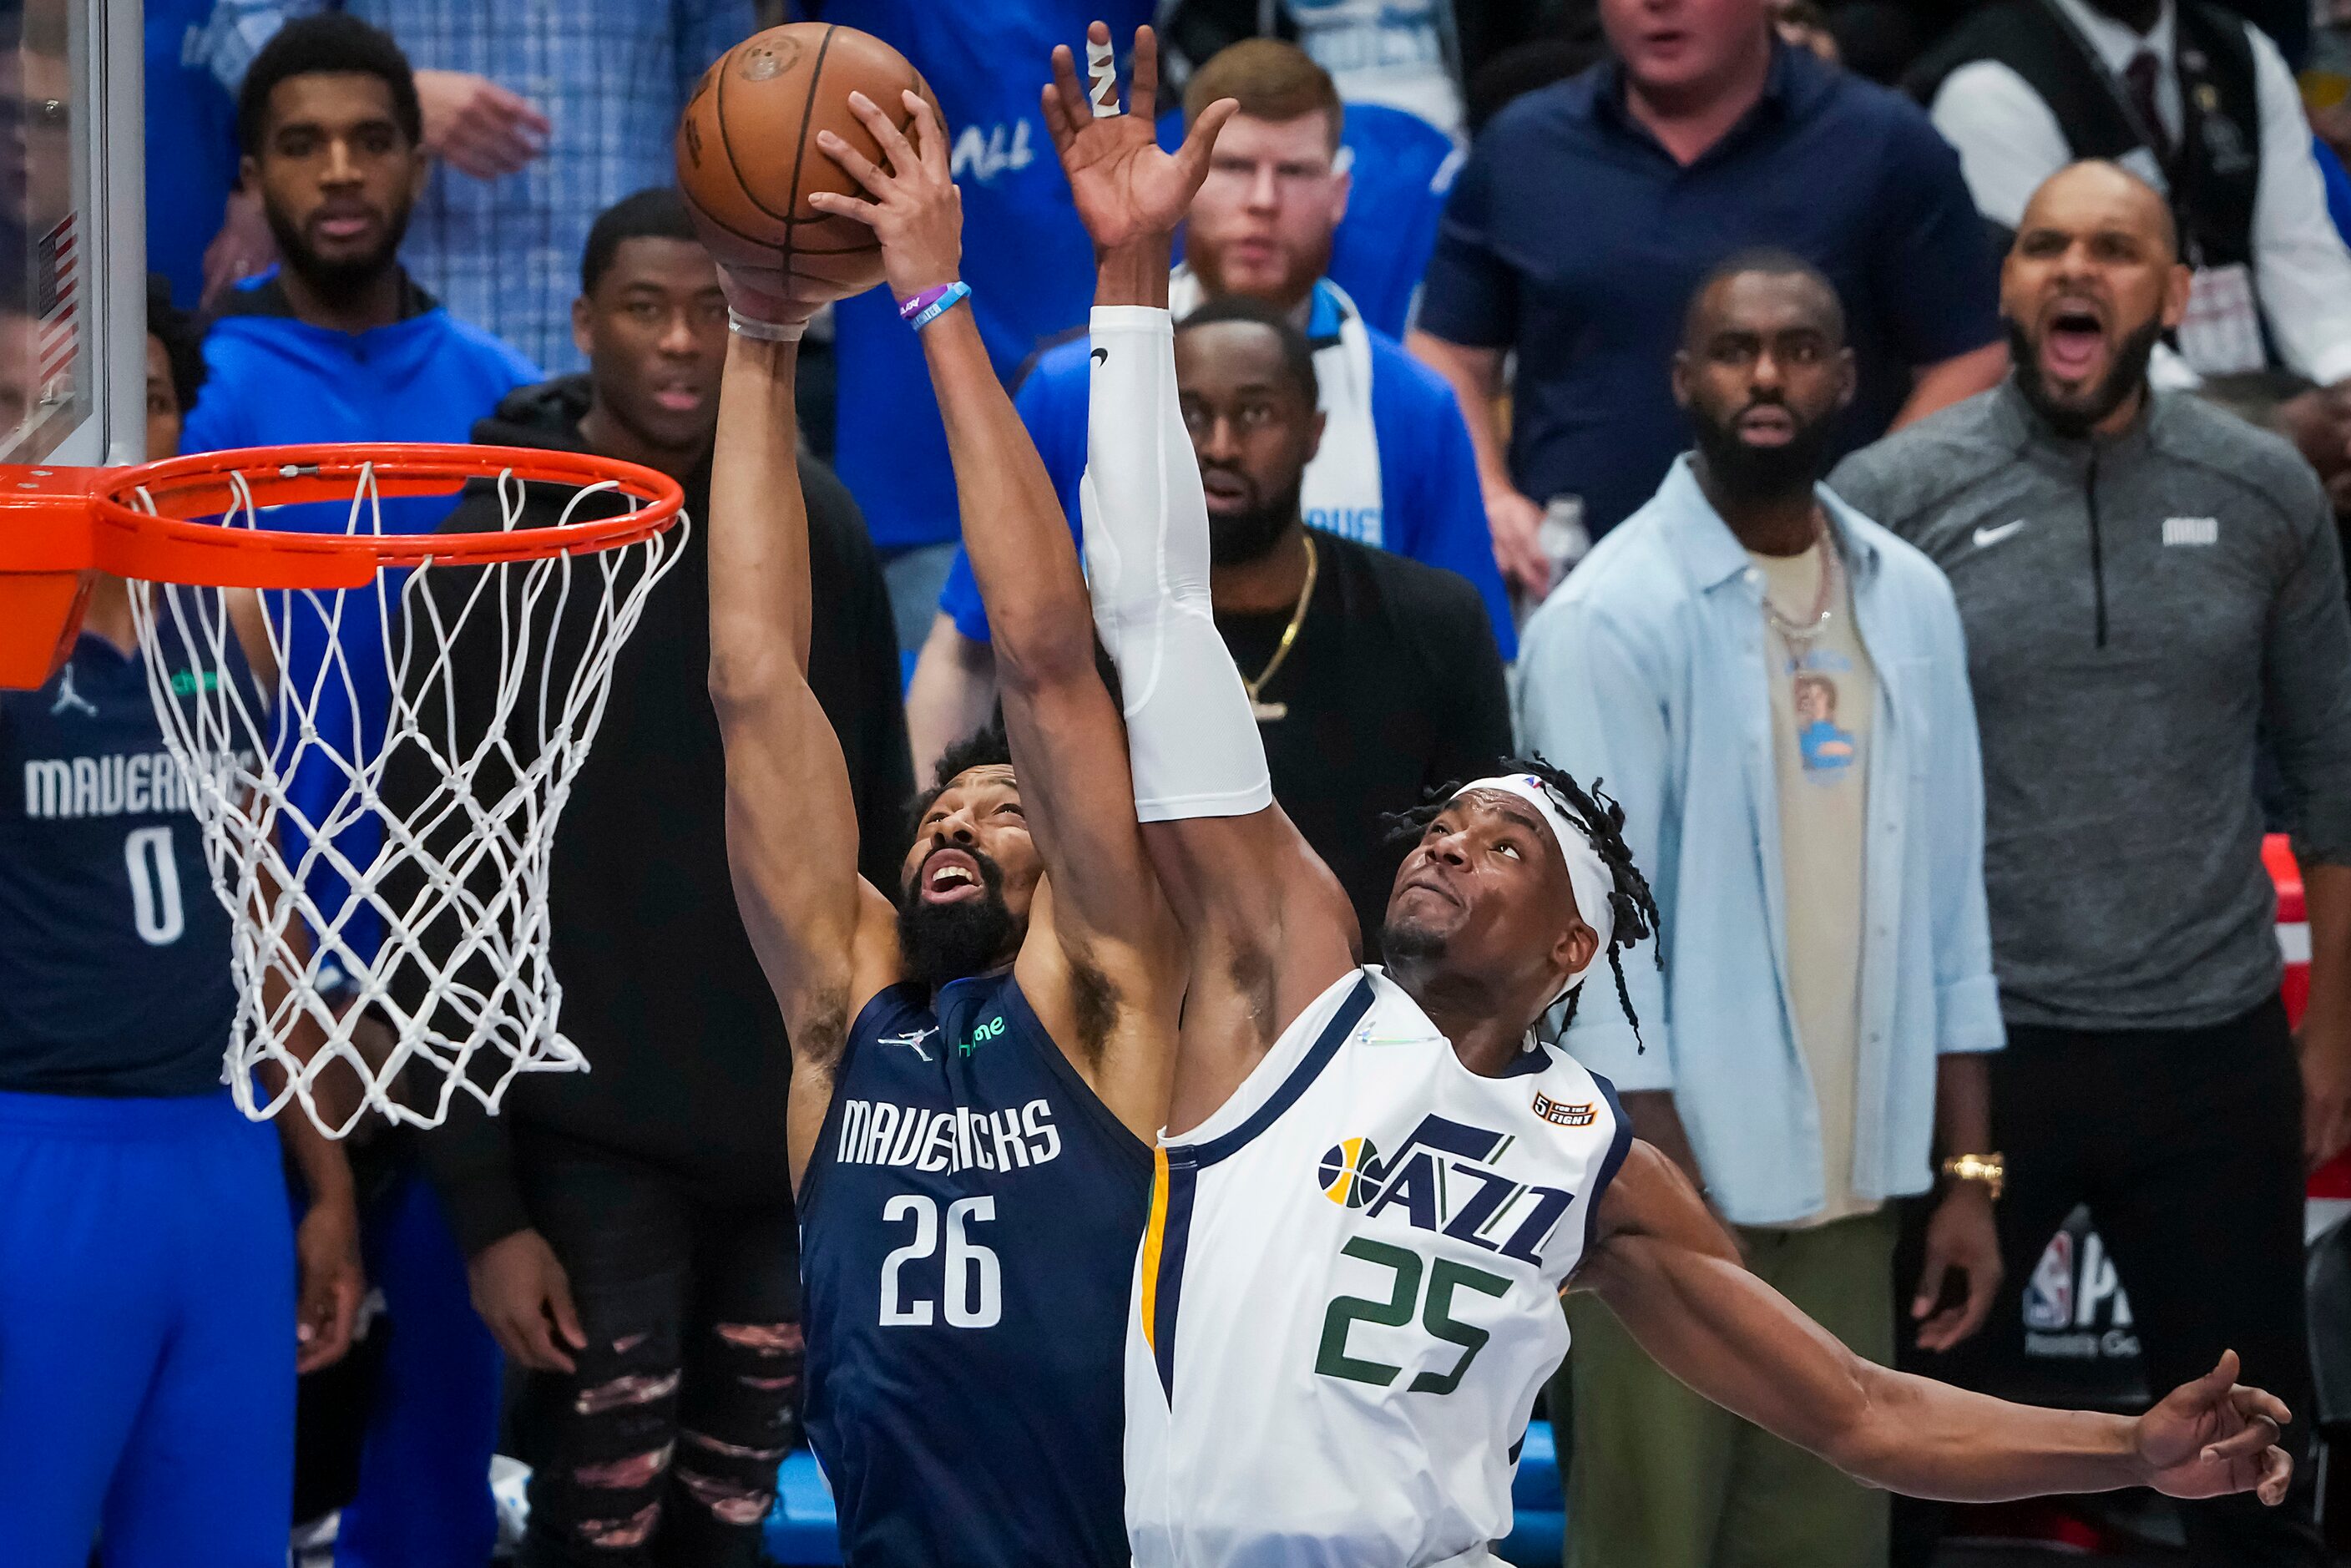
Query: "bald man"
1832 159 2351 1565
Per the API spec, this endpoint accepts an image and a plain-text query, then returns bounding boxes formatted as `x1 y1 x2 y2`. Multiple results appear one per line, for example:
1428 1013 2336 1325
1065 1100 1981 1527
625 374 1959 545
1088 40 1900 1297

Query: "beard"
1377 912 1448 969
1194 229 1333 314
1206 471 1306 567
897 845 1021 990
2008 315 2162 438
265 200 412 310
1687 396 1841 505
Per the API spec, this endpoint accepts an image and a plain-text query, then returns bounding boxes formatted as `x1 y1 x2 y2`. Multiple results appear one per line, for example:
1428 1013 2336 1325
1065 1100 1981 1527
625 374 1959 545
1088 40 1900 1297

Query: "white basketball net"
125 463 687 1137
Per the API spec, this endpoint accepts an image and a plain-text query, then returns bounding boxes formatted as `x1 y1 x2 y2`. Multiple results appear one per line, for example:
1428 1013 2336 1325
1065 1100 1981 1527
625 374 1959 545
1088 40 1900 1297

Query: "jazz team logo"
1319 1136 1383 1208
1311 1115 1576 1266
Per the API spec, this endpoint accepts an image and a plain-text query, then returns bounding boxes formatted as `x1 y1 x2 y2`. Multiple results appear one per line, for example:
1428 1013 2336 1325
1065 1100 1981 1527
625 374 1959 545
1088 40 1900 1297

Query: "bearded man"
1518 248 2005 1568
1832 159 2351 1566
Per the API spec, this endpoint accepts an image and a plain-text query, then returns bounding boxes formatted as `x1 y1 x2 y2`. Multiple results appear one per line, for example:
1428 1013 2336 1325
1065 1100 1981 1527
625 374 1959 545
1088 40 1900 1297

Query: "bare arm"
1910 1052 2002 1353
905 614 999 781
705 311 899 1196
1893 341 2008 430
810 89 1181 1133
1577 1141 2294 1505
1046 27 1358 1134
1405 329 1548 595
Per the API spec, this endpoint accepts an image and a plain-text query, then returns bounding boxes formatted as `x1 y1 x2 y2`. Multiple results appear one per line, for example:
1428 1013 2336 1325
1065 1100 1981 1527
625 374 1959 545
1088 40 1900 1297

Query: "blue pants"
0 1089 295 1568
334 1164 503 1568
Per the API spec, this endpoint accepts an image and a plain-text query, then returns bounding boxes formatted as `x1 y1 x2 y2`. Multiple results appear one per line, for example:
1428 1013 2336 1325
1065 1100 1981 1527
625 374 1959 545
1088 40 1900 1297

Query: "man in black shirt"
1177 296 1512 950
395 190 911 1566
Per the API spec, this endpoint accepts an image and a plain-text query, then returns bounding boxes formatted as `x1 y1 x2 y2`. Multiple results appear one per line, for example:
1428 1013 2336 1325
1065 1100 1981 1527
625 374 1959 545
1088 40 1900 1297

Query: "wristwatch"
1940 1151 2005 1201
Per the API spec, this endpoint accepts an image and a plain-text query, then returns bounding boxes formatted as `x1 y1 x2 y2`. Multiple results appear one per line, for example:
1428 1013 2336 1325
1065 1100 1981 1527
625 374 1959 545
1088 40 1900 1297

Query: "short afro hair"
144 275 208 417
1176 294 1320 407
581 188 702 298
1681 246 1846 350
238 13 422 157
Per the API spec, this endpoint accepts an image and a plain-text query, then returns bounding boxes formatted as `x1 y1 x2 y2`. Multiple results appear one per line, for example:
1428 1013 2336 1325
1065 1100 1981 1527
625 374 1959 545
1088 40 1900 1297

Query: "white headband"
1454 773 1615 1006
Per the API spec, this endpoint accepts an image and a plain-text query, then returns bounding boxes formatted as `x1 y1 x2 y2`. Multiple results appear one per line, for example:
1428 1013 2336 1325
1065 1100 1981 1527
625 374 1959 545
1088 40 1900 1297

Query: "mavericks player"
701 78 1231 1565
0 284 362 1567
1046 28 2298 1567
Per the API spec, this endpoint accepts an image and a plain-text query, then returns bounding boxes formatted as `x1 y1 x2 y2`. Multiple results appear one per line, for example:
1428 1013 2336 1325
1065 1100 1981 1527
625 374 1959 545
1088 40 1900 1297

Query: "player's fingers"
1129 23 1159 123
847 91 920 181
1049 42 1093 134
815 128 891 199
2196 1349 2243 1396
2232 1384 2293 1429
805 190 882 228
2204 1414 2282 1464
2258 1445 2293 1505
1911 1306 1964 1354
1041 79 1075 155
1174 98 1240 190
903 90 948 178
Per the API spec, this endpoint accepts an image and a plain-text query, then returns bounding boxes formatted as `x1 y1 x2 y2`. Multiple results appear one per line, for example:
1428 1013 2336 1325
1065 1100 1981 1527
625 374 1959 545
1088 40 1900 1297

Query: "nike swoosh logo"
1090 347 1108 367
1973 518 2028 549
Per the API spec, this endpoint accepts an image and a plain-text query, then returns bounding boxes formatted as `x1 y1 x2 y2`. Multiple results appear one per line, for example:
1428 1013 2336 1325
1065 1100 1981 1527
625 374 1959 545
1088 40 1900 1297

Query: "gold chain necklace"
1245 532 1318 722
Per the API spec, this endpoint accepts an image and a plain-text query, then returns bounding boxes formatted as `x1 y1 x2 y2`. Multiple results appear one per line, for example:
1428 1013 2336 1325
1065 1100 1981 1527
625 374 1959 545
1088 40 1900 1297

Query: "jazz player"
700 72 1235 1568
1048 26 2301 1567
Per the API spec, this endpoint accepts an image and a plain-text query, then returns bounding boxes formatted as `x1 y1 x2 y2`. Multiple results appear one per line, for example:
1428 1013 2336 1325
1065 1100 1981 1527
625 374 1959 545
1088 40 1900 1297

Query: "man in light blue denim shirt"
1517 254 2006 1568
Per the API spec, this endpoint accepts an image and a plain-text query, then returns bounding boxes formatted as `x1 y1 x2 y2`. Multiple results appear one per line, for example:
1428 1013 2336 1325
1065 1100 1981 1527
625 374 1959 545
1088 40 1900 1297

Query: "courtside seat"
761 1423 1570 1566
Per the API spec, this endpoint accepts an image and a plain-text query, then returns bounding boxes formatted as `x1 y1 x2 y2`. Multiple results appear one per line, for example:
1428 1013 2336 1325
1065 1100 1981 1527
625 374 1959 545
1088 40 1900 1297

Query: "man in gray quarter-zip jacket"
1832 159 2351 1567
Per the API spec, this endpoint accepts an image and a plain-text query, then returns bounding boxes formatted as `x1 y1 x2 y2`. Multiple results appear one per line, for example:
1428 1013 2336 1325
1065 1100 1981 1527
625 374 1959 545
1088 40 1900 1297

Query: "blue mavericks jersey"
801 971 1151 1565
0 630 256 1096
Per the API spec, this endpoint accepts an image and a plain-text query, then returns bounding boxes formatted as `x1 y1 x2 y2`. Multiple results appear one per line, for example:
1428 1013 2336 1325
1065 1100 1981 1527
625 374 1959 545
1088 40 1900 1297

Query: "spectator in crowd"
1409 0 2007 593
1830 159 2351 1566
182 18 541 1564
200 0 749 369
145 0 265 309
1911 0 2351 494
0 281 361 1568
801 0 1156 655
394 189 909 1568
1066 297 1507 948
908 40 1510 766
1165 0 1473 136
1519 253 2005 1568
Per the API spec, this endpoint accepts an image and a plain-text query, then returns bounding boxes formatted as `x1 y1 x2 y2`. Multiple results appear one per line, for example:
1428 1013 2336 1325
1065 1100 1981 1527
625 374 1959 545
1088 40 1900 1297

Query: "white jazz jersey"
1125 968 1633 1567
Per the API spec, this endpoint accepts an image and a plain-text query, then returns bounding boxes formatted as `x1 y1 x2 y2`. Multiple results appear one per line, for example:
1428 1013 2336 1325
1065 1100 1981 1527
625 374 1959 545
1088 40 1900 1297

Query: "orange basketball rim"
0 443 686 689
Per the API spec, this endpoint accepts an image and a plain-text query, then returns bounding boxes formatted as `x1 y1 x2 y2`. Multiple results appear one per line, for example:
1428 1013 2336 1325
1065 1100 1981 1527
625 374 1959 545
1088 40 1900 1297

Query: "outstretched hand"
2136 1351 2294 1505
810 90 963 301
1043 22 1236 253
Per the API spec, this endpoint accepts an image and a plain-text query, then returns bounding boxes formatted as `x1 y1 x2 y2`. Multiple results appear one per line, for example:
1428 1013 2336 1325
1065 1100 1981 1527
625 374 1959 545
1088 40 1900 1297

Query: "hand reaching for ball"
1044 23 1236 255
809 91 964 302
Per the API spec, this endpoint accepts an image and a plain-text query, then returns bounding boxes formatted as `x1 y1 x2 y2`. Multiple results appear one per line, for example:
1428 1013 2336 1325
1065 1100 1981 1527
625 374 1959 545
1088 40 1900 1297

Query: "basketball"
674 23 940 302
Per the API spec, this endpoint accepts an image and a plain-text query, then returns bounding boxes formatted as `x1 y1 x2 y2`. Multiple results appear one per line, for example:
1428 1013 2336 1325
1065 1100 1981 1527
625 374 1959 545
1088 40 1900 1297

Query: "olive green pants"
1559 1208 1898 1568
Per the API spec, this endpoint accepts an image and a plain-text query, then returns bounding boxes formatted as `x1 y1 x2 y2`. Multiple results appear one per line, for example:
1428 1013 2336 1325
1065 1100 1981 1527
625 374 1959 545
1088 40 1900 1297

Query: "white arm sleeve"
1079 305 1273 822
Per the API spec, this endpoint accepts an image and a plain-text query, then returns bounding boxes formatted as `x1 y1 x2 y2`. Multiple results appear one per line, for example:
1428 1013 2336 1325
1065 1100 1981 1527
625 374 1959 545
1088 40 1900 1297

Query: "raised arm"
1576 1141 2295 1506
805 88 1181 1135
1046 25 1358 1134
705 290 899 1195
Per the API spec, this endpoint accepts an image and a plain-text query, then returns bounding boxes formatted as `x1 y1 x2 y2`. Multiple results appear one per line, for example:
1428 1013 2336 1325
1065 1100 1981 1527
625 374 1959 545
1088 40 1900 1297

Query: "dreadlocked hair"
1381 755 1663 1049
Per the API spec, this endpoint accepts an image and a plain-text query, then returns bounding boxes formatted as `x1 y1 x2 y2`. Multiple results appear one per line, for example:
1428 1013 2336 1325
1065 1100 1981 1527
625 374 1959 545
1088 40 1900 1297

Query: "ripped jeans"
514 1141 801 1567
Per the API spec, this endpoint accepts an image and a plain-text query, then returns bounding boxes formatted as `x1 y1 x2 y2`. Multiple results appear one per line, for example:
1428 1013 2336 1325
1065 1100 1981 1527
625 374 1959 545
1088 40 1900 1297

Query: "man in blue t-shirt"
1408 0 2005 592
907 38 1507 771
179 18 537 1565
0 283 362 1568
801 0 1155 655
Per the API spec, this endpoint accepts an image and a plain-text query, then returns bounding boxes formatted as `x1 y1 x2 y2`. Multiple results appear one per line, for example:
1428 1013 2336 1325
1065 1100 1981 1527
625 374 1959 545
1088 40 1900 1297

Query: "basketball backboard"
0 0 143 471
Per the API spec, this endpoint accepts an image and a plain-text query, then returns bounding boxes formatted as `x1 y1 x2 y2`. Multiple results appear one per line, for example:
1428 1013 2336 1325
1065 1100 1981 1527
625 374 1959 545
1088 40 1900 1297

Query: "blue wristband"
908 281 972 333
